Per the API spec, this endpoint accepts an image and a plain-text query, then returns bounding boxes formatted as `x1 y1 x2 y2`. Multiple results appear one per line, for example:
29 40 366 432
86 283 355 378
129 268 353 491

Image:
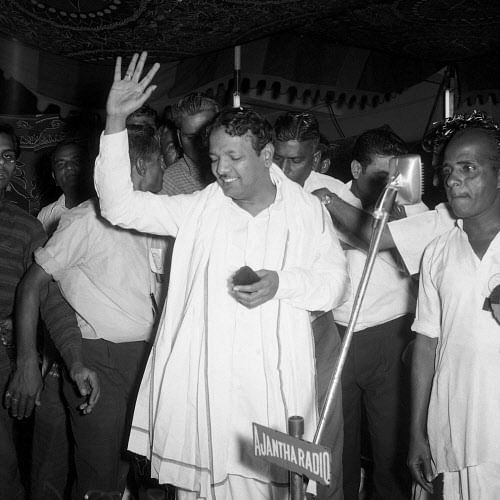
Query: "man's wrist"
61 346 84 371
410 421 428 439
16 354 39 367
105 114 128 135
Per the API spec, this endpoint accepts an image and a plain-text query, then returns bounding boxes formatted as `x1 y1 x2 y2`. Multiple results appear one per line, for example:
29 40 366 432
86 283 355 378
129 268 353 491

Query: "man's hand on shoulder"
69 362 101 415
5 357 42 419
231 269 279 309
311 187 335 207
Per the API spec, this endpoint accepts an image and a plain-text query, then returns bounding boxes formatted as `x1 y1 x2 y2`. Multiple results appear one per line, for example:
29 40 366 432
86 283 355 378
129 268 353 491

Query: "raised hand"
105 51 160 134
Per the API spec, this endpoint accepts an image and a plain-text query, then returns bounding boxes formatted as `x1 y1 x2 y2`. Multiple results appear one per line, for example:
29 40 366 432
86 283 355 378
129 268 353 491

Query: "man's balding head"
442 126 500 219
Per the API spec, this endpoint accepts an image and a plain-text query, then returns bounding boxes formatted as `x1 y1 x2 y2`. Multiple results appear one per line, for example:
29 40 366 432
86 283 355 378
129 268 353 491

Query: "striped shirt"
0 200 46 320
161 156 205 195
0 200 82 367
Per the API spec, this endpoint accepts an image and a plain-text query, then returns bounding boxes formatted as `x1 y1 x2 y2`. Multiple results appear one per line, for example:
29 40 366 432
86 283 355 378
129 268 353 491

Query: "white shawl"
94 132 348 497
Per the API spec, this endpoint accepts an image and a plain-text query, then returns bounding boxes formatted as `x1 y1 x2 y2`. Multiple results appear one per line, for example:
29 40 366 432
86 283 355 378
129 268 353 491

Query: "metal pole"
288 416 305 500
233 45 241 107
314 188 397 447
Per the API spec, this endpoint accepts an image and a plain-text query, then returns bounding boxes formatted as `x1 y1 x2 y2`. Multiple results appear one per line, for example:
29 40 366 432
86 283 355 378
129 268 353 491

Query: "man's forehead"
54 144 81 162
55 144 80 156
365 153 393 166
445 128 497 160
448 128 495 148
181 110 217 132
0 132 14 150
274 139 314 156
210 128 253 145
127 115 156 127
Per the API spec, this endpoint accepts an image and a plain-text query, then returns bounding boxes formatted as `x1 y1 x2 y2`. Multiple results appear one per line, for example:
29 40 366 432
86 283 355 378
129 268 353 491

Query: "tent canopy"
1 0 500 113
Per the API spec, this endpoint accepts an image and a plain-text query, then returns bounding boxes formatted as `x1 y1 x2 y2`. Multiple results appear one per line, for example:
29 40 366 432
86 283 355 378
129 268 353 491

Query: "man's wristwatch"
320 194 332 206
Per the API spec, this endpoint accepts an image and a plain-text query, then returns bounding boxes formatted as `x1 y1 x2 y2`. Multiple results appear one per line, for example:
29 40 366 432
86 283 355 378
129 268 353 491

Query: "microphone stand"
313 184 398 447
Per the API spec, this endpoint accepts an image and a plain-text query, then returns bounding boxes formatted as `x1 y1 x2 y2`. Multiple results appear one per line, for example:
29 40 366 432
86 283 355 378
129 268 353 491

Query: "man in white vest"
409 112 500 499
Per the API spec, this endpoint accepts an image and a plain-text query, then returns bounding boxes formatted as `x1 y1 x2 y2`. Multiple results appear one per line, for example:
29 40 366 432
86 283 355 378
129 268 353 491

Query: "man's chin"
220 181 235 193
449 197 472 218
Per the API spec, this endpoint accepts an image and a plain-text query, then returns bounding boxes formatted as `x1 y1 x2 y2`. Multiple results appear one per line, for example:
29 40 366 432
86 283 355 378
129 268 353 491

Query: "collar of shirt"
56 194 67 208
226 164 284 216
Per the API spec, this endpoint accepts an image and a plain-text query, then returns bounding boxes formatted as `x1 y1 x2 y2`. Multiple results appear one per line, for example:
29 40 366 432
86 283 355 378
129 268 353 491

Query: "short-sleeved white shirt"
413 223 500 472
35 199 156 342
332 181 423 329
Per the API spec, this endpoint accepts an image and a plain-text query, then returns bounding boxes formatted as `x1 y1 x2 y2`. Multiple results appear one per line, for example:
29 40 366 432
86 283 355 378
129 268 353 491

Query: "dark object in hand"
233 266 260 286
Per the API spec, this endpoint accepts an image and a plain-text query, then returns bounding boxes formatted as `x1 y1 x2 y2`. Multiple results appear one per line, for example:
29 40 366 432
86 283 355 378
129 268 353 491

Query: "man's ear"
351 160 362 179
318 158 330 174
312 150 321 172
262 143 274 168
176 129 184 151
51 171 57 186
135 158 147 177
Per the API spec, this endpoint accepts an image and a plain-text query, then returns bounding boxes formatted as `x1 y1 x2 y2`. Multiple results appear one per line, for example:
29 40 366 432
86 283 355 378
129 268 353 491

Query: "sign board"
253 423 331 485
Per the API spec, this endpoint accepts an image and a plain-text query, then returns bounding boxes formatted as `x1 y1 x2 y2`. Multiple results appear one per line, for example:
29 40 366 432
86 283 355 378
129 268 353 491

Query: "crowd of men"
1 50 499 500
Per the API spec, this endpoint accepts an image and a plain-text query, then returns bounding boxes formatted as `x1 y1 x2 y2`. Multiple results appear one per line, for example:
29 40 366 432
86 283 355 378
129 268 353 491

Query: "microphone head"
389 154 423 205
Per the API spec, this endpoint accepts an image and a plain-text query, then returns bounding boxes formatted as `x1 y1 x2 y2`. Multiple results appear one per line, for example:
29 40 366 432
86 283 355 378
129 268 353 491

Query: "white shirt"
332 181 423 329
388 202 455 275
35 199 157 343
37 194 67 235
413 223 500 472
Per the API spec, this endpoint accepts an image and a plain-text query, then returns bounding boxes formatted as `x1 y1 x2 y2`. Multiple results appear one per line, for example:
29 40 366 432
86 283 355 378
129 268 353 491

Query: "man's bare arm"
41 281 101 414
6 264 51 418
7 264 101 416
407 333 438 494
312 188 396 250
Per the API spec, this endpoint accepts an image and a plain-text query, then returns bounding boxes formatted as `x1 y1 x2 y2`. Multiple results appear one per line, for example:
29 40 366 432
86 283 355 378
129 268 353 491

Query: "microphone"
373 154 423 220
389 154 423 205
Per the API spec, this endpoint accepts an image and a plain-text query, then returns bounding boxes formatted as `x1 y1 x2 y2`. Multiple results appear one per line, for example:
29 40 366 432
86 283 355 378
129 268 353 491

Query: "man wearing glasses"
0 124 97 500
0 123 34 500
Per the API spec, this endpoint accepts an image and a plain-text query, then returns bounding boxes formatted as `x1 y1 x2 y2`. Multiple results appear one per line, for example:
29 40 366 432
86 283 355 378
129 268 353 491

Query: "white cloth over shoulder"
94 130 350 498
303 170 352 199
388 202 455 275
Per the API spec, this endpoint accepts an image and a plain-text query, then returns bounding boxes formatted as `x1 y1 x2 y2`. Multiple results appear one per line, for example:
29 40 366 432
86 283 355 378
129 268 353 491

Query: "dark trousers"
31 367 71 500
0 346 25 500
337 315 413 500
313 311 344 500
62 338 150 500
